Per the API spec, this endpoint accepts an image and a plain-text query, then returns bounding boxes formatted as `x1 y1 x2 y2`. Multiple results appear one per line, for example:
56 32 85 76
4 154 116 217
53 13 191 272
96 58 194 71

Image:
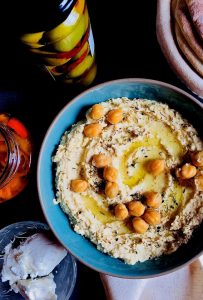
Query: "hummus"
53 98 203 264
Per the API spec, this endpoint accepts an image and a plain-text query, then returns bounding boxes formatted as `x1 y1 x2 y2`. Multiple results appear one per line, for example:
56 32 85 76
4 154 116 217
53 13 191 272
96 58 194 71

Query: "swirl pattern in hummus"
53 98 203 264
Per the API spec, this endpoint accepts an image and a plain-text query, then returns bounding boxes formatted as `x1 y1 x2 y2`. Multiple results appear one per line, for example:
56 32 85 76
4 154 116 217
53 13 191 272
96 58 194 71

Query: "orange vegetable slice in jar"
0 185 13 202
7 118 29 139
0 176 28 202
14 134 32 157
14 133 32 177
0 140 8 176
0 113 10 124
0 140 8 158
0 125 9 178
17 150 31 176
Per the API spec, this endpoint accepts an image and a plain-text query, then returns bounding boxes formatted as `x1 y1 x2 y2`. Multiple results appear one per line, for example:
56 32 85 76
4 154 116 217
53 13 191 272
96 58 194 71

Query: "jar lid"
14 0 78 33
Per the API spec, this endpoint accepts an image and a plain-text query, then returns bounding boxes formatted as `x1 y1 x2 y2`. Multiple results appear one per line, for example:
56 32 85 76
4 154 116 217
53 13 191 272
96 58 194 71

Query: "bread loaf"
175 22 203 77
185 0 203 40
175 0 203 62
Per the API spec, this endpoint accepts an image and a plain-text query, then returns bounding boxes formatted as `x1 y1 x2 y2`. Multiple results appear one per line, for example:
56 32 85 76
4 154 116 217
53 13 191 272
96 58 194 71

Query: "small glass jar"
18 0 96 86
0 113 32 203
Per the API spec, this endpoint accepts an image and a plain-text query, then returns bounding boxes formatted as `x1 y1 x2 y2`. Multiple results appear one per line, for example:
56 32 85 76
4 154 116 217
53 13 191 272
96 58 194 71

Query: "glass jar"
18 0 96 86
0 114 32 203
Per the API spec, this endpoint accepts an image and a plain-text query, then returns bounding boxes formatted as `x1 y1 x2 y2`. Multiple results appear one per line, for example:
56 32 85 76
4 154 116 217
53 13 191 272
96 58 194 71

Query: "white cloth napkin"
100 256 203 300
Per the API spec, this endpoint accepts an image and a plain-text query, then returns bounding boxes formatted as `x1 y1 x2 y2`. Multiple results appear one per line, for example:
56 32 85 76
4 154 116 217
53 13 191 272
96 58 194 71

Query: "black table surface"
0 1 202 299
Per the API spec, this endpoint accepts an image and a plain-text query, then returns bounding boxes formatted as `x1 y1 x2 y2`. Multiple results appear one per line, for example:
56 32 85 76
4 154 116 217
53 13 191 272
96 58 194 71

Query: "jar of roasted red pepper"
17 0 96 86
0 114 32 202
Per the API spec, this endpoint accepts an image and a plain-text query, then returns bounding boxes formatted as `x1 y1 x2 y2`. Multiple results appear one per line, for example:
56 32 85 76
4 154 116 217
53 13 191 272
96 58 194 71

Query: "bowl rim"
37 78 203 279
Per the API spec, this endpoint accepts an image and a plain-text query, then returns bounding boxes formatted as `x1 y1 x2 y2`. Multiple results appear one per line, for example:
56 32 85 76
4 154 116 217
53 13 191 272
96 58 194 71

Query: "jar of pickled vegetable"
18 0 96 86
0 114 32 203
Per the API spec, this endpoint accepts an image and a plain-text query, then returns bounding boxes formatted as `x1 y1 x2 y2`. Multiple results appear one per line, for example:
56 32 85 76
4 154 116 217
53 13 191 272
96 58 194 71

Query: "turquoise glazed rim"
37 79 203 278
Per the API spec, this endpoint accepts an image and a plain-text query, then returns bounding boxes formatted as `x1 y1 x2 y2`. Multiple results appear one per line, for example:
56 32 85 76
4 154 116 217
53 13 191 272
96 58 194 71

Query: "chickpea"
145 192 162 208
114 203 129 220
128 201 145 217
195 175 203 191
147 159 165 176
106 108 123 124
132 217 149 234
103 166 118 182
180 163 197 179
92 154 111 168
105 182 119 198
191 151 203 167
90 104 104 120
143 209 161 225
84 123 102 138
70 179 88 193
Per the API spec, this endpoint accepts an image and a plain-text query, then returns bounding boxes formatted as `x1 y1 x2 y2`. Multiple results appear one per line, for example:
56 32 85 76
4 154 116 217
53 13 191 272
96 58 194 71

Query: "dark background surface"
0 0 202 299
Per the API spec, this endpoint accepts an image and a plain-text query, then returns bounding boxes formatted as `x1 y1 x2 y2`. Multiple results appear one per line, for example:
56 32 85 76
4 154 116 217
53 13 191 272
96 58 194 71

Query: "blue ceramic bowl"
37 79 203 278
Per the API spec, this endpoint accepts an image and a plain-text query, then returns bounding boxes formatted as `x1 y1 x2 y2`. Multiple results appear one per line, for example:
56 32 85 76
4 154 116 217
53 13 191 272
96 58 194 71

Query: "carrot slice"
0 141 7 152
0 186 13 201
0 113 10 124
0 152 7 166
17 153 30 176
15 135 32 155
0 176 27 201
7 118 29 139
